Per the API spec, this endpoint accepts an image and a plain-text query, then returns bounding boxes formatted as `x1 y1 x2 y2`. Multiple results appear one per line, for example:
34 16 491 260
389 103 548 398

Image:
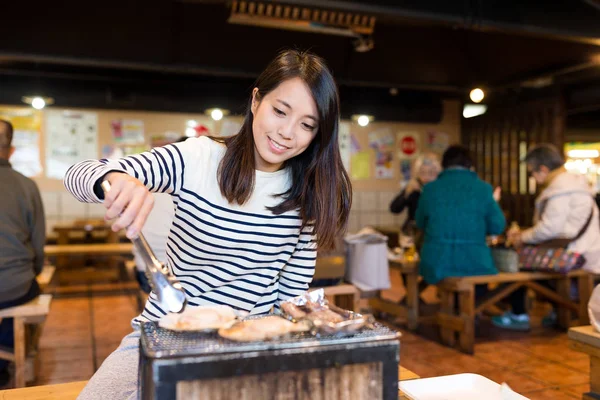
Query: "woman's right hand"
493 186 502 202
102 172 154 239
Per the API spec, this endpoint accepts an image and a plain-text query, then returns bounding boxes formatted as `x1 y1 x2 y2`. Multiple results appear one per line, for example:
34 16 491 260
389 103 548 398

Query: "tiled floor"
3 274 592 399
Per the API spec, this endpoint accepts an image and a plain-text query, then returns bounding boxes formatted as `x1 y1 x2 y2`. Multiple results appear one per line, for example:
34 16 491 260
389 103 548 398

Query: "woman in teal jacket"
415 145 505 284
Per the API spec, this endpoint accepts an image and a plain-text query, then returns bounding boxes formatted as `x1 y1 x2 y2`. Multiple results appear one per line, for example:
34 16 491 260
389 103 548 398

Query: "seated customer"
390 152 441 233
493 143 600 330
0 120 45 386
416 145 505 285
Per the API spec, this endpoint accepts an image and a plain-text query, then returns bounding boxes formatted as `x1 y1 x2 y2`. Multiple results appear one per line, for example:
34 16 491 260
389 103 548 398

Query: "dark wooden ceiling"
1 0 600 124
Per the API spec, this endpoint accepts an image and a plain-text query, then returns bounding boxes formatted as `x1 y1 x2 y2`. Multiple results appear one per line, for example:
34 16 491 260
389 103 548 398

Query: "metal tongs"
101 181 187 313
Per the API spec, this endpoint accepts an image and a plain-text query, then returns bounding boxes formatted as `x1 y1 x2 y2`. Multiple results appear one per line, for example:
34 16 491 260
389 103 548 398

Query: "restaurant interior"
2 0 600 399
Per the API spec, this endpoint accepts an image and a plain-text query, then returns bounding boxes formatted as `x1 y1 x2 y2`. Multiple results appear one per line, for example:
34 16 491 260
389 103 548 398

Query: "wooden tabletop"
0 367 419 399
569 325 600 348
0 381 87 400
44 243 133 256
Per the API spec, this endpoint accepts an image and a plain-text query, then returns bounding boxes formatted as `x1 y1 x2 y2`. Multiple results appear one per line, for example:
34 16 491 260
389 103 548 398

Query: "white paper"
339 121 351 172
45 110 98 179
10 130 42 177
120 119 145 144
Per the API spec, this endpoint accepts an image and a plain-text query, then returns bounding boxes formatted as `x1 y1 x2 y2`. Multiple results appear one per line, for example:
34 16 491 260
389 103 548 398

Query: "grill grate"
140 320 400 359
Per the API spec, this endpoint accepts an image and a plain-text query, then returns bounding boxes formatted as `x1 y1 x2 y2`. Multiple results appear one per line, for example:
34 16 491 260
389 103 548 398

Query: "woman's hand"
493 186 502 202
404 179 421 196
506 227 522 248
102 172 154 239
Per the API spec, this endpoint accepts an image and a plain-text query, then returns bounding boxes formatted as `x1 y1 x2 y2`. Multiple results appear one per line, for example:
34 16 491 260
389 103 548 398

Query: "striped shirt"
64 137 316 322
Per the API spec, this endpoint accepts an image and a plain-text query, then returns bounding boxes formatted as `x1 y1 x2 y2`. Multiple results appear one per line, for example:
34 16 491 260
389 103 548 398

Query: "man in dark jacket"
0 119 45 385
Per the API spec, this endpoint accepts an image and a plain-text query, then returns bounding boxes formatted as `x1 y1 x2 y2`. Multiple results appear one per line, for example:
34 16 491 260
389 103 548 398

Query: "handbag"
518 200 594 274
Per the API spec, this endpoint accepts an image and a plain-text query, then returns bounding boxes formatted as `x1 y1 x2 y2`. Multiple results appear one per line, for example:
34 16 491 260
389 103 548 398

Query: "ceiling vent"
228 1 375 51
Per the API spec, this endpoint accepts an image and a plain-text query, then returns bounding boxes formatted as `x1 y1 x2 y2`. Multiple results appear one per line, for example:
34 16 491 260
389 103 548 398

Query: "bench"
437 270 594 354
569 325 600 400
37 265 56 291
0 294 53 387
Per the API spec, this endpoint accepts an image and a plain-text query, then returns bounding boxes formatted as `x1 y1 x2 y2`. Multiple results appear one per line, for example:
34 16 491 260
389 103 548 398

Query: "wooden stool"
0 295 52 387
320 283 361 312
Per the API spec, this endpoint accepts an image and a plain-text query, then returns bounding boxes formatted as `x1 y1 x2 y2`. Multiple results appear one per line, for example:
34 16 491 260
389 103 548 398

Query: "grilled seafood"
218 316 311 342
159 305 238 331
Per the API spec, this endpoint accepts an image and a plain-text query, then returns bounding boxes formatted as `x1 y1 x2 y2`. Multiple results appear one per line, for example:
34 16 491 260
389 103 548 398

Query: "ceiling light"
22 96 54 110
463 104 487 118
567 149 599 158
469 88 485 103
186 120 197 128
211 109 223 121
351 114 373 127
204 108 229 121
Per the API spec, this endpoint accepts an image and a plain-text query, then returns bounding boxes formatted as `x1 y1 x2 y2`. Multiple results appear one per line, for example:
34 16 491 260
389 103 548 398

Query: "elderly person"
390 152 441 231
493 143 600 330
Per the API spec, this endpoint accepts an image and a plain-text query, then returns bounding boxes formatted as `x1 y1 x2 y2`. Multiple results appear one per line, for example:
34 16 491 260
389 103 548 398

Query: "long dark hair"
215 49 351 251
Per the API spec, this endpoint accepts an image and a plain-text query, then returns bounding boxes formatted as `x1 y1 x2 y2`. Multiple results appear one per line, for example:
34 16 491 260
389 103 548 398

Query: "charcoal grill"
138 319 400 400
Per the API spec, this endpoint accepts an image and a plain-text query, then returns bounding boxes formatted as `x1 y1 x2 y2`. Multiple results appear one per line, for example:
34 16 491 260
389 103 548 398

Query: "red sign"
401 136 417 155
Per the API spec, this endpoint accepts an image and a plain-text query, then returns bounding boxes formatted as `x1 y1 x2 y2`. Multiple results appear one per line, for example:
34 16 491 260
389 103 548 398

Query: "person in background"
0 120 45 386
415 145 505 286
493 143 600 330
390 152 441 232
132 137 187 294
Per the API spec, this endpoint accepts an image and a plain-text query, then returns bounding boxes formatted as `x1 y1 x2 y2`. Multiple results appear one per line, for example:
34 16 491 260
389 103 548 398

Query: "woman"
389 152 441 231
415 145 505 285
65 49 352 399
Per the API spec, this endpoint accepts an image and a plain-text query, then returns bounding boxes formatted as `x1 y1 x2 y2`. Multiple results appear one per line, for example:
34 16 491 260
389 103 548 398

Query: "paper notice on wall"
10 131 42 177
351 151 371 180
369 128 395 179
0 106 43 177
112 119 145 144
426 131 449 153
46 110 98 179
397 131 420 160
339 121 351 171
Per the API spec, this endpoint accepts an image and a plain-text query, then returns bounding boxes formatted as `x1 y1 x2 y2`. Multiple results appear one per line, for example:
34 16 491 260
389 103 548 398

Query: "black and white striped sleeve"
64 142 188 203
277 226 317 304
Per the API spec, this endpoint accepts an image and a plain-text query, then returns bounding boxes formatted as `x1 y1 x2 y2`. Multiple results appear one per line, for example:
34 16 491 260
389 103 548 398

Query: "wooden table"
53 220 120 271
369 257 422 330
569 325 600 400
0 380 87 400
0 367 419 399
44 243 133 257
45 243 133 283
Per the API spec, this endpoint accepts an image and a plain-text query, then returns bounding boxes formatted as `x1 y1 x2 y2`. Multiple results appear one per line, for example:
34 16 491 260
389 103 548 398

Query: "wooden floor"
1 271 592 399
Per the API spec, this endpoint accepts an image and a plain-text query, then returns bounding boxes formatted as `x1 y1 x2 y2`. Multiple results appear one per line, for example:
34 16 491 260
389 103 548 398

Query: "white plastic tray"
399 373 529 400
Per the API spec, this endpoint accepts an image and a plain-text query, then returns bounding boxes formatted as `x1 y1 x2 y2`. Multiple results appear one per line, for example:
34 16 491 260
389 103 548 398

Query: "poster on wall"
351 151 371 180
111 119 145 144
46 110 98 179
400 159 412 183
339 121 351 171
0 107 43 177
368 128 395 179
397 131 420 160
426 131 449 153
12 131 43 177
